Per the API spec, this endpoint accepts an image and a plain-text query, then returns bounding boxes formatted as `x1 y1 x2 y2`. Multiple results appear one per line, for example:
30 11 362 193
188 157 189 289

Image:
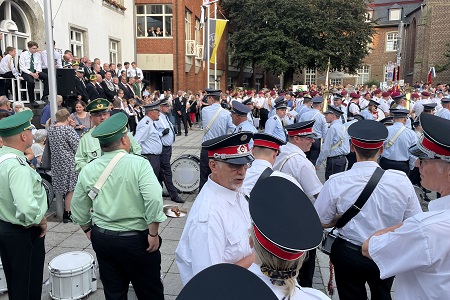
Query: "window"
70 29 84 57
389 8 402 21
357 65 370 85
185 10 192 40
305 68 316 85
386 32 398 52
136 4 173 38
330 78 342 86
109 39 120 64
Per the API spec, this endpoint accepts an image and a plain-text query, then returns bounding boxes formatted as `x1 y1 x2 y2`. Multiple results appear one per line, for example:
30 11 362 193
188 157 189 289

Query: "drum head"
49 251 93 272
171 155 200 192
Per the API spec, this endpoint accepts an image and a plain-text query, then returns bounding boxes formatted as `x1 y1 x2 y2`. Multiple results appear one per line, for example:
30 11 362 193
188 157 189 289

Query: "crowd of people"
1 36 450 299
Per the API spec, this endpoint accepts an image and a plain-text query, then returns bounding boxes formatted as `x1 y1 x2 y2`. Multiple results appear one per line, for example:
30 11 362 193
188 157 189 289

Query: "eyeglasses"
299 136 315 141
419 157 437 167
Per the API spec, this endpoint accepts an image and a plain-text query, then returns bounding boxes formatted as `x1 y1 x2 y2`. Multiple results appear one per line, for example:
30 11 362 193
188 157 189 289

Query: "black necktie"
166 115 175 142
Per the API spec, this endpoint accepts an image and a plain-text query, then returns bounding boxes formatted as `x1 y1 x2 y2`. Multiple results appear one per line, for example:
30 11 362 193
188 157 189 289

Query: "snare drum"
48 251 97 300
171 155 200 192
0 258 7 293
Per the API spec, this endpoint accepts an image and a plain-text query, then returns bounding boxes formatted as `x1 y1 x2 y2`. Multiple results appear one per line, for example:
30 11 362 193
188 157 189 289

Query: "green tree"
220 0 374 89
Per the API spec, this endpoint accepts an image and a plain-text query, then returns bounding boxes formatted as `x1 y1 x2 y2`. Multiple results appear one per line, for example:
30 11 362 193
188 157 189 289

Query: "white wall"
38 0 135 64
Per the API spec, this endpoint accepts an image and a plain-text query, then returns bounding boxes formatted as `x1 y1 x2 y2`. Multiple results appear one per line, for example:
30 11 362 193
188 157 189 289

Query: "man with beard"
176 132 255 285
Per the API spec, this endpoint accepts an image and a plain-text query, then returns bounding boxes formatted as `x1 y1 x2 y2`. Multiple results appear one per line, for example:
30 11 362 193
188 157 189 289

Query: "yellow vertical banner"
209 19 227 64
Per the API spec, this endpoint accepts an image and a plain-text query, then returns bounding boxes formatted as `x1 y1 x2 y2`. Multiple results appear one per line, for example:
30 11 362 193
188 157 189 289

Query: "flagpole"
207 5 210 89
214 2 218 90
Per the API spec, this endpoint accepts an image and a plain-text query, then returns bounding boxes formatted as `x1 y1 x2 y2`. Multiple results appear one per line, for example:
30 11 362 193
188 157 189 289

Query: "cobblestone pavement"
0 124 434 300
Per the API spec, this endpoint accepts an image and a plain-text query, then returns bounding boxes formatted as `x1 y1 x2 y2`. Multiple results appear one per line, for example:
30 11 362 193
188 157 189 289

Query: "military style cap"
231 100 251 116
202 132 254 165
441 98 450 103
285 120 317 138
143 101 161 111
333 93 343 100
421 91 430 97
302 94 312 101
311 96 324 104
91 112 128 145
269 90 276 96
159 98 170 106
348 120 388 149
390 91 401 99
341 90 348 96
76 67 84 73
241 98 253 105
423 102 437 112
205 88 221 97
310 91 318 97
274 96 287 109
253 133 286 151
324 105 344 117
246 90 253 95
374 89 382 94
177 264 278 300
409 114 450 162
350 92 360 99
354 114 365 121
249 176 323 261
89 74 97 81
392 93 406 102
368 99 379 107
86 98 110 114
0 110 33 138
390 108 409 118
379 116 394 126
72 62 79 67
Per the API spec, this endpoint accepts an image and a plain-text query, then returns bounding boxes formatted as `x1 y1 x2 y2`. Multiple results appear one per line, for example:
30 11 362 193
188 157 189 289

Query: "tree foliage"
220 0 374 88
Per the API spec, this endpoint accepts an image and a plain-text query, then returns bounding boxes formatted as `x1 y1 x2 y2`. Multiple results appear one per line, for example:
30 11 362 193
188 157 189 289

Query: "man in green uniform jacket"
75 98 141 172
0 110 48 299
71 112 166 299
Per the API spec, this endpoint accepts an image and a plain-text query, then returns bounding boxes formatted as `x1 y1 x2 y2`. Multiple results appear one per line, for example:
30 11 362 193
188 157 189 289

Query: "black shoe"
176 133 182 136
162 191 170 197
63 211 72 223
31 101 39 108
172 196 185 203
185 133 188 136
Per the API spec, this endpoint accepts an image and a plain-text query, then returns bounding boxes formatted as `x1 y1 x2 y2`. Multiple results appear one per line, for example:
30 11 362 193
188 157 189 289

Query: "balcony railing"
186 40 196 56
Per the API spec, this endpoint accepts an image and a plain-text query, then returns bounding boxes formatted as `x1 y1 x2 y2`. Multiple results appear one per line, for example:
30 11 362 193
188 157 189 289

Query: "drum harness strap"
204 107 224 136
330 125 347 151
278 153 301 172
88 152 126 200
385 126 406 149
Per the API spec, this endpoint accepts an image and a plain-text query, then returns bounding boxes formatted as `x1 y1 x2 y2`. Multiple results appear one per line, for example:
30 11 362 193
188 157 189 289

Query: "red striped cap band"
207 144 250 158
287 127 313 136
351 138 384 149
253 140 280 150
421 136 450 156
253 225 304 261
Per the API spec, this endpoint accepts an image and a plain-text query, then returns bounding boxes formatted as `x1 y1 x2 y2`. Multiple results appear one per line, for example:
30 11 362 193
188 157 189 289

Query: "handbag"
40 139 52 170
320 167 385 255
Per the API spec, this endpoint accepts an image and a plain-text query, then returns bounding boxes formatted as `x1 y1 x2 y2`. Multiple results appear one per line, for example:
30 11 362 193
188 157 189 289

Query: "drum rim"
49 251 94 274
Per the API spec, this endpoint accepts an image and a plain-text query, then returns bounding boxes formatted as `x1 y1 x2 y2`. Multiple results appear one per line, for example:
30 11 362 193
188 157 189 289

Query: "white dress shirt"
299 109 328 139
248 264 330 299
175 178 252 285
369 195 450 300
316 119 350 166
19 51 42 74
0 54 20 77
273 143 322 199
314 161 422 246
40 50 63 69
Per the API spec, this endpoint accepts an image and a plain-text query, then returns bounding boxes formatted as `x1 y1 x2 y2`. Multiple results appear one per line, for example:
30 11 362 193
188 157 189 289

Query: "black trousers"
331 238 394 300
0 220 45 300
259 108 269 130
199 147 211 192
143 154 161 177
306 138 321 165
379 157 409 176
91 227 164 300
175 113 189 134
159 145 178 200
0 71 15 97
325 156 347 180
21 72 49 102
297 248 316 287
346 152 357 170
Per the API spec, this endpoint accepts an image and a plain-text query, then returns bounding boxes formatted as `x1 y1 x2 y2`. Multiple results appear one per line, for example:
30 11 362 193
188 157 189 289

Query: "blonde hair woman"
248 176 328 299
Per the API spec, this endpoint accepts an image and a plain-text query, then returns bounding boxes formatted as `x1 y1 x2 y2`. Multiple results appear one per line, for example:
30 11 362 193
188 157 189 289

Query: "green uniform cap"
86 98 110 113
0 110 33 137
91 112 128 144
90 74 97 81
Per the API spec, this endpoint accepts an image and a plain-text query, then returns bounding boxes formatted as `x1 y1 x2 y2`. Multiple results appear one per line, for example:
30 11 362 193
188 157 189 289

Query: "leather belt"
337 237 362 252
328 155 345 159
92 225 147 237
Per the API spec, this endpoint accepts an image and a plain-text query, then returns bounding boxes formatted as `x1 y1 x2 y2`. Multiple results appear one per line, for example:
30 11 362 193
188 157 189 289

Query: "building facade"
0 0 135 69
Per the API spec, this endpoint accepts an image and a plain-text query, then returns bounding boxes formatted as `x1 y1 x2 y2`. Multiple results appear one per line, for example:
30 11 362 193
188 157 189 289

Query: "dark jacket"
75 77 89 103
174 96 187 116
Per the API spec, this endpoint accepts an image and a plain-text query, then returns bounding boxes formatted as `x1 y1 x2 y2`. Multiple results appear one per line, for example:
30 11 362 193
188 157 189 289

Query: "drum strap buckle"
88 187 99 200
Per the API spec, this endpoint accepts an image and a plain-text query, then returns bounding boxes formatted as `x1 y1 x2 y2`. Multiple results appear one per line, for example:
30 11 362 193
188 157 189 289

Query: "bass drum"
376 108 386 121
171 155 200 192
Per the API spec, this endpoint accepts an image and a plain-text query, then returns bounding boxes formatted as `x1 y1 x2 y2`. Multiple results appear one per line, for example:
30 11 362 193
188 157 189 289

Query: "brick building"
402 0 450 85
135 0 229 92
